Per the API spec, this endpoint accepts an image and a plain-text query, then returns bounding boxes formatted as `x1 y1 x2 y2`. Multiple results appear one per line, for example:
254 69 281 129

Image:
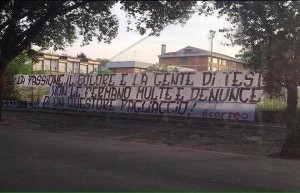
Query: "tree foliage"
4 51 34 99
0 0 197 120
0 1 197 69
77 52 88 60
211 1 300 158
145 63 179 72
212 1 300 94
96 58 110 67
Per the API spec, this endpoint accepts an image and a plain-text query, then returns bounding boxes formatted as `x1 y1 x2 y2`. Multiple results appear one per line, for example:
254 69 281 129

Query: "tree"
4 51 34 99
145 63 179 72
211 1 300 158
0 0 198 120
96 58 110 67
77 52 88 60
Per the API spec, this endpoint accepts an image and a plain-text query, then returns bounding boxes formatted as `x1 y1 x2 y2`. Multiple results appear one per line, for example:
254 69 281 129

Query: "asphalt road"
0 126 300 192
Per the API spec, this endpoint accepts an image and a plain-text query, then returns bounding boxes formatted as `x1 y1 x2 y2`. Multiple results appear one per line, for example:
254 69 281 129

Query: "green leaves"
0 1 197 69
214 1 300 95
120 1 197 36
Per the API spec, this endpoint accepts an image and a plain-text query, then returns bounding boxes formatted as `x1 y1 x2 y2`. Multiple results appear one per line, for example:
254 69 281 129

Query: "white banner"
39 96 256 121
15 71 264 121
15 71 263 88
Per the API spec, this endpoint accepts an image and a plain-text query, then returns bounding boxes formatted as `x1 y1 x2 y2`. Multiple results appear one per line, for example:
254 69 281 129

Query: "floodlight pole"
208 30 216 72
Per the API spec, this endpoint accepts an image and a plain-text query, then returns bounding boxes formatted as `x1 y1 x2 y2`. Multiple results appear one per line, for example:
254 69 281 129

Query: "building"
106 61 153 73
158 45 246 71
33 53 100 74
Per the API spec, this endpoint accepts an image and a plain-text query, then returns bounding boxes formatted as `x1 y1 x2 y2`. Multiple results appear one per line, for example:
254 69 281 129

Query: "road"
0 126 299 191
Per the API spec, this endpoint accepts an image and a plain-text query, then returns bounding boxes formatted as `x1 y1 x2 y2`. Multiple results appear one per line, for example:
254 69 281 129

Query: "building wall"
33 53 100 74
160 56 208 70
159 56 243 72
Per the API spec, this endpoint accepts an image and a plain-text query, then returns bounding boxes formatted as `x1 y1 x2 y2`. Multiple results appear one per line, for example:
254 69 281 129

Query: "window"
208 66 217 71
59 62 67 73
222 60 227 66
44 59 50 71
51 59 59 71
213 57 218 64
73 62 80 73
34 60 43 71
80 64 88 74
88 65 94 73
180 57 188 64
94 65 99 72
67 62 73 73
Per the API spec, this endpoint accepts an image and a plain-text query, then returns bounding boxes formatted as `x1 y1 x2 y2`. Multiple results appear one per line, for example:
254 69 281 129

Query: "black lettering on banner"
64 75 73 86
175 87 184 100
208 88 220 102
132 73 138 86
28 75 35 85
51 86 68 96
202 109 249 120
27 74 65 86
190 87 200 100
164 87 172 100
2 100 18 108
67 97 115 111
154 72 162 86
185 72 195 86
232 72 243 86
244 72 254 87
162 73 170 86
202 72 216 86
120 73 128 86
16 75 25 85
222 72 231 86
53 97 64 107
199 88 209 101
97 87 104 98
69 86 81 97
170 73 180 86
239 88 250 103
47 75 53 85
77 75 84 86
136 86 158 100
141 73 148 86
31 71 264 121
154 72 195 86
249 88 261 103
42 96 51 106
95 87 131 99
41 75 47 86
218 88 230 102
119 99 188 116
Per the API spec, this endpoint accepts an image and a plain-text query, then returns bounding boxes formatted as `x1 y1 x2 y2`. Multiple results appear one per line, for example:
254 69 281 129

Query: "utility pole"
208 30 216 71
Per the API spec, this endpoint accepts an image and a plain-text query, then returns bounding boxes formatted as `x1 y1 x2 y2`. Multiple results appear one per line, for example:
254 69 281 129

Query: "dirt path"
1 110 286 156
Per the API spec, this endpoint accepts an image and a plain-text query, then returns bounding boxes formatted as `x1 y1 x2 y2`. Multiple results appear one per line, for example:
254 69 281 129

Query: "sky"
53 3 242 64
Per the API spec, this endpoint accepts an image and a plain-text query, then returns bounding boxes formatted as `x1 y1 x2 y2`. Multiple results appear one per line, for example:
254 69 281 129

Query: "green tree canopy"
145 63 179 72
77 52 88 60
0 0 197 119
211 1 300 158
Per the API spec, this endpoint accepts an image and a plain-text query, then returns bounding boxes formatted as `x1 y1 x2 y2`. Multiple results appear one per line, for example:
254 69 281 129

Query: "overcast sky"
53 3 242 64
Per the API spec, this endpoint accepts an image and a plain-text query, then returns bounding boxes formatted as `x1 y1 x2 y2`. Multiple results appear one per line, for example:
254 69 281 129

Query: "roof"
106 61 153 69
158 46 246 64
